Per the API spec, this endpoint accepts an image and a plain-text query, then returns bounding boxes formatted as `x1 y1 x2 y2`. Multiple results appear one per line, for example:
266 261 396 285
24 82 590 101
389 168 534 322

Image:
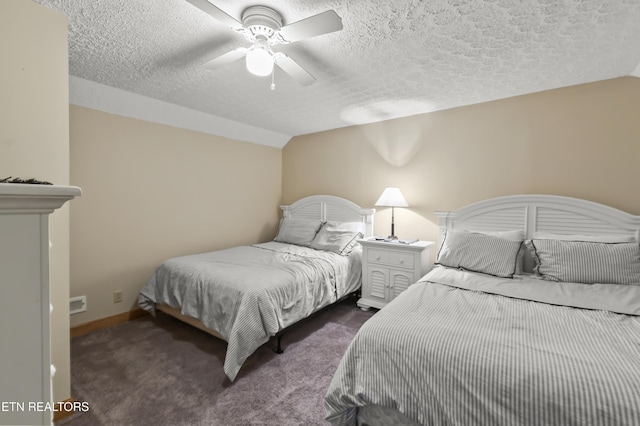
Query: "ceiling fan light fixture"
246 43 273 76
187 2 343 85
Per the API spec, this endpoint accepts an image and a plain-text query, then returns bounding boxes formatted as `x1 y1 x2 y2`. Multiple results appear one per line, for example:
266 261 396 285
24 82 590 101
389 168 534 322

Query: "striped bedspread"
325 267 640 426
139 241 360 381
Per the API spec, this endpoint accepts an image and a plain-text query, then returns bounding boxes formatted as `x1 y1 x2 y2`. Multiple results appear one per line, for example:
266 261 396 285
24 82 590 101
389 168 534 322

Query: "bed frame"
355 193 640 426
435 194 640 239
157 195 375 352
280 194 375 237
434 194 640 272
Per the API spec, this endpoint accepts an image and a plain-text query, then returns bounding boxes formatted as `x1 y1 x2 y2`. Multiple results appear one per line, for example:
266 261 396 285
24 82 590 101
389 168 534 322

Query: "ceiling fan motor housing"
242 6 283 44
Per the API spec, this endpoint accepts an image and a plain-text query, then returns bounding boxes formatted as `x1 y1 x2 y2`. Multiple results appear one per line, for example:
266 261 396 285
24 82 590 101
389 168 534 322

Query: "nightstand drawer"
388 251 415 268
367 248 415 269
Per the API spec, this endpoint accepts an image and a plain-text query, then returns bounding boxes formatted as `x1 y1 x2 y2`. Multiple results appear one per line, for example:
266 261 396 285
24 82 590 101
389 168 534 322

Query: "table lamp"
374 187 408 240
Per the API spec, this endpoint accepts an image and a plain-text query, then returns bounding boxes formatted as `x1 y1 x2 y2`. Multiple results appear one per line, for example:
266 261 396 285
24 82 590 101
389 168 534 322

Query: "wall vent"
69 296 86 315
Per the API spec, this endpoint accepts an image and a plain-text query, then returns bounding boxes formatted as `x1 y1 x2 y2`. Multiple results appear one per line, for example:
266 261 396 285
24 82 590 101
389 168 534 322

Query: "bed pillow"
525 239 640 285
436 230 523 278
274 218 324 246
469 229 526 274
309 221 364 255
472 229 525 241
532 232 636 243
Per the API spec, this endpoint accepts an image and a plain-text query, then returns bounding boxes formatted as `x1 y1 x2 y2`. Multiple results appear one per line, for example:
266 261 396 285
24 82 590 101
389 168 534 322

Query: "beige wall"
283 77 640 254
0 0 71 404
69 106 282 325
4 0 638 402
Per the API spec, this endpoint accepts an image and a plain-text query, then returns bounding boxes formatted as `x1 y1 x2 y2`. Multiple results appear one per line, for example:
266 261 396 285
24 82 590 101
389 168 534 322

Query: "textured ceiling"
34 0 640 145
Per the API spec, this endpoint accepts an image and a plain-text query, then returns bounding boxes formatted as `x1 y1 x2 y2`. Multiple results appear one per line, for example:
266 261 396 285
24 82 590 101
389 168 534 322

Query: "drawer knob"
399 259 405 264
376 256 381 261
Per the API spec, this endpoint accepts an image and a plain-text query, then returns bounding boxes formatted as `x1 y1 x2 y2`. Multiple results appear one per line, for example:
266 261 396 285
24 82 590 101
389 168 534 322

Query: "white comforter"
325 266 640 425
139 242 361 381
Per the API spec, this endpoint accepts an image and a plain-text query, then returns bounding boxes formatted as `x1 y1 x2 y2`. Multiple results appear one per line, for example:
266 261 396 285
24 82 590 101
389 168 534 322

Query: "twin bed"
324 194 640 426
138 195 374 381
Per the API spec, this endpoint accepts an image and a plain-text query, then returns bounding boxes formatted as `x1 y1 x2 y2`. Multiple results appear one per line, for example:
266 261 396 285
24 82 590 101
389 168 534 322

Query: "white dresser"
0 183 81 426
357 238 434 310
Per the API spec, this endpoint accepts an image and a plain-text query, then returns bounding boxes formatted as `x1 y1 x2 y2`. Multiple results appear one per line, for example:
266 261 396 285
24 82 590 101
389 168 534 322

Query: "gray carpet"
58 297 374 426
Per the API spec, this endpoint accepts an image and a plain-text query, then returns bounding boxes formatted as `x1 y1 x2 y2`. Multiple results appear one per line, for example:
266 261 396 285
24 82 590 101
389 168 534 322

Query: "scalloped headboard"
435 194 640 239
434 194 640 272
280 195 375 238
435 194 640 242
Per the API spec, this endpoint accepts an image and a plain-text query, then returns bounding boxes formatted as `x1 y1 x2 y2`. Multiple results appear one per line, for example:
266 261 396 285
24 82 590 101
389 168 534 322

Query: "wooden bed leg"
274 335 284 354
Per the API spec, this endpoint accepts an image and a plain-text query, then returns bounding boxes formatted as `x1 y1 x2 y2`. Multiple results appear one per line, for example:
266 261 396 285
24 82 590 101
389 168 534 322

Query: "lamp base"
387 235 398 240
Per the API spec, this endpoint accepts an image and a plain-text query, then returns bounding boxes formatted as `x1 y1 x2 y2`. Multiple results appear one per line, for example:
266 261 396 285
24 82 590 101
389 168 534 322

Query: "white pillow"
436 230 523 278
467 229 525 273
309 221 364 255
471 229 525 241
525 239 640 285
274 218 323 246
532 232 636 243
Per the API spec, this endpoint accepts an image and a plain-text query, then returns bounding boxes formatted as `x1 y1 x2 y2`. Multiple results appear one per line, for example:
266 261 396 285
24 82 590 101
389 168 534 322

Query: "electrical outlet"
114 290 123 303
70 296 87 314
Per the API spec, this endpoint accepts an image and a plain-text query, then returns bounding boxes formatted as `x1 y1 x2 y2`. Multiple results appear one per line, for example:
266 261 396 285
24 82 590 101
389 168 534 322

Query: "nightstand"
357 239 434 310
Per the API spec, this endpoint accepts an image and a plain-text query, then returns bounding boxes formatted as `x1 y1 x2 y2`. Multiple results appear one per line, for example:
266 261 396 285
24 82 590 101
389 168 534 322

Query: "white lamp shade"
375 187 408 207
246 45 273 76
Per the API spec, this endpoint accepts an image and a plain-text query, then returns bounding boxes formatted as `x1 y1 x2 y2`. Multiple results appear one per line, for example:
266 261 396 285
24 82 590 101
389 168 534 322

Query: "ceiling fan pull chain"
271 69 276 91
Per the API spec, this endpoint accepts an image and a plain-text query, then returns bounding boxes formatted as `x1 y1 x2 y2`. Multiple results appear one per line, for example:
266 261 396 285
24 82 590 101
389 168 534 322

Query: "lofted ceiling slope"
33 0 640 147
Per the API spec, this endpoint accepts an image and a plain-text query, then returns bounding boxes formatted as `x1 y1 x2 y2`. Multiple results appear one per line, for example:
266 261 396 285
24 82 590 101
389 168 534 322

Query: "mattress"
139 241 361 381
325 266 640 425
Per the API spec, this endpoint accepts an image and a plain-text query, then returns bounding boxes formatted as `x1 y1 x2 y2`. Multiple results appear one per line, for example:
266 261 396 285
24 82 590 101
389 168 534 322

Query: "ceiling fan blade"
273 53 316 86
184 0 243 30
278 10 343 42
202 47 247 69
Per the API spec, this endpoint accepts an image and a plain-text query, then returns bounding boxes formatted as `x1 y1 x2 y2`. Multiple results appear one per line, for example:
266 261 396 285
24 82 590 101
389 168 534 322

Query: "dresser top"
0 183 82 213
0 183 81 197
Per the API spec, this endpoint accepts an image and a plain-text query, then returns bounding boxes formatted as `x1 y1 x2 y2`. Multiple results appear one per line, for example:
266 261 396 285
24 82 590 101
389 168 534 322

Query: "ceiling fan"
185 0 343 87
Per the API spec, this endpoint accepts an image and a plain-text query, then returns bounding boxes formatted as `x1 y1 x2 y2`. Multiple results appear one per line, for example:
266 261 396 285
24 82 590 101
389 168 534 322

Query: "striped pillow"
309 221 364 255
525 239 640 285
436 230 523 278
274 218 323 246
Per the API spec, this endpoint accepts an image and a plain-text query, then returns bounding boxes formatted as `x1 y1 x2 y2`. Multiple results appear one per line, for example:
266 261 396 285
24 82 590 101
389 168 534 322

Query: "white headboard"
435 194 640 245
281 195 375 238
